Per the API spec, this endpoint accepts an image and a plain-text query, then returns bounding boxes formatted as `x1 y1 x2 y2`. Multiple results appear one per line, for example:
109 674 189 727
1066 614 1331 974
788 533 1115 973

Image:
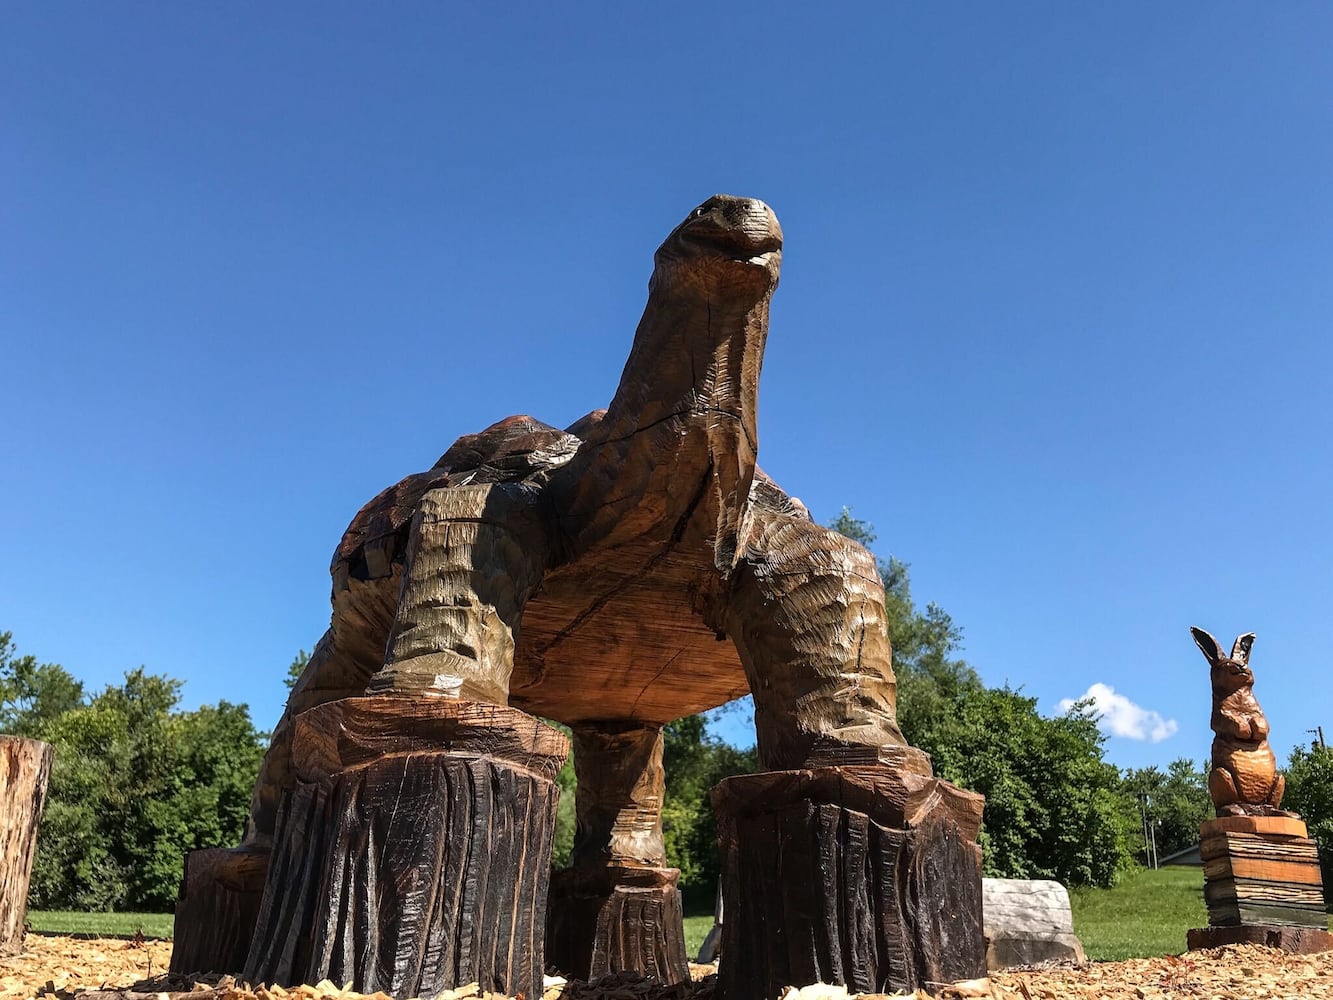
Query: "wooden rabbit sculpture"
1190 626 1292 817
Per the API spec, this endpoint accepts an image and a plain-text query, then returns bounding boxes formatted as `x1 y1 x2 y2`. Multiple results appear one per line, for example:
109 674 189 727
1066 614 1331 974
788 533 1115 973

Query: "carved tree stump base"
169 845 270 976
711 763 985 1000
1187 923 1333 953
546 865 689 983
240 698 569 1000
1198 816 1327 928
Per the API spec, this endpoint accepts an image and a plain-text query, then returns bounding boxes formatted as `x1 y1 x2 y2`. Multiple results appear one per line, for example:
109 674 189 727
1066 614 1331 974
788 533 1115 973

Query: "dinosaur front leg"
245 483 570 999
714 515 985 999
545 722 689 983
724 516 908 771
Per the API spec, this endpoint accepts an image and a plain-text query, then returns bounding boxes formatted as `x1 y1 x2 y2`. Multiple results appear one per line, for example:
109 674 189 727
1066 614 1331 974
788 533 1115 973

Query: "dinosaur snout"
665 195 784 263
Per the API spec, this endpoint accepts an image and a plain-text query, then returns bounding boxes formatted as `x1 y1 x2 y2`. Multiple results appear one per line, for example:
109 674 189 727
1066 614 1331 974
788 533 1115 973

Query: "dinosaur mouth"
680 230 783 266
664 195 784 268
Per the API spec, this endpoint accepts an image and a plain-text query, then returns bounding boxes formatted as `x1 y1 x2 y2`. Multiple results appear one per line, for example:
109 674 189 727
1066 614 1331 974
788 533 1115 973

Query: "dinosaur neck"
555 277 772 565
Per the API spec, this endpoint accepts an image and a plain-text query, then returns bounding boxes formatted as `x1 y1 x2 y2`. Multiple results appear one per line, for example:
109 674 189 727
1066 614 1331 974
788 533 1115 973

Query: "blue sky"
3 4 1330 771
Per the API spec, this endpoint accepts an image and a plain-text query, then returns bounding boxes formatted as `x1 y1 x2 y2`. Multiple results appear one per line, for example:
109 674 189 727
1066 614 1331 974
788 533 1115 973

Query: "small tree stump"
712 764 985 1000
546 865 689 983
0 735 53 958
241 697 568 999
545 723 687 983
169 845 270 976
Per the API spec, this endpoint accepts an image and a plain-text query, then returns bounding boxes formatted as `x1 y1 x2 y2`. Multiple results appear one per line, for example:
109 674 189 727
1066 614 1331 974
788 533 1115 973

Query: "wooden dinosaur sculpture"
171 196 985 1000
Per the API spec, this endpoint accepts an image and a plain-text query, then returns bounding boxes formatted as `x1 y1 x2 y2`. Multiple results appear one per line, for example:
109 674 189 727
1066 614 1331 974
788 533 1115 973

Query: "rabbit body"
1191 627 1289 817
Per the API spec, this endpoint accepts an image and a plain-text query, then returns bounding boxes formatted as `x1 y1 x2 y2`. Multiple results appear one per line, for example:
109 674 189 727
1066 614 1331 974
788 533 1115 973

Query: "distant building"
1161 843 1202 866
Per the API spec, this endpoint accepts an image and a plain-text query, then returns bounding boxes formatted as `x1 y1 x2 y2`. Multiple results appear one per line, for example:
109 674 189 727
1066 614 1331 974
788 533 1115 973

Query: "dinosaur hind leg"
723 514 907 771
546 723 688 983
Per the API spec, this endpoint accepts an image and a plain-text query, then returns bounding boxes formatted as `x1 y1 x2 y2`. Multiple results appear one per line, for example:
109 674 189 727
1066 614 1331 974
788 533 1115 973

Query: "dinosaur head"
651 195 783 297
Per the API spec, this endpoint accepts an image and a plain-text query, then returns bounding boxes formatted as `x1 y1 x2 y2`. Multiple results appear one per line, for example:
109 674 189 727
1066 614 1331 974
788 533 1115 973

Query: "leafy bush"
2 633 266 911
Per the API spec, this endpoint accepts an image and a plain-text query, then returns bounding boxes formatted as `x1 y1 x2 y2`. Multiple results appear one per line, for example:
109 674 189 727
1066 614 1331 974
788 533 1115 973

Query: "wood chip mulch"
3 936 1331 1000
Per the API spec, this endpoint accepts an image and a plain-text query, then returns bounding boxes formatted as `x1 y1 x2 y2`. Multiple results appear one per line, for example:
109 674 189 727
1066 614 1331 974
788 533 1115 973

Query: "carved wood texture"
569 724 666 869
1198 816 1327 929
169 846 269 976
243 700 566 998
546 867 689 984
713 767 985 999
0 736 52 957
180 196 988 994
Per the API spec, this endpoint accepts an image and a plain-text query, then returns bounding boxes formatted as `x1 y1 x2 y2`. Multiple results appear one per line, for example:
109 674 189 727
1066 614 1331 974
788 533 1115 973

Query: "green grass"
25 911 174 939
1071 866 1331 962
1068 867 1210 961
683 913 713 960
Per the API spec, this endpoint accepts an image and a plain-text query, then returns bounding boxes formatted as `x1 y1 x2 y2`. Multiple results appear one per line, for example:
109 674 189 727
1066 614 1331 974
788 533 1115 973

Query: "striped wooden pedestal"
1187 816 1332 954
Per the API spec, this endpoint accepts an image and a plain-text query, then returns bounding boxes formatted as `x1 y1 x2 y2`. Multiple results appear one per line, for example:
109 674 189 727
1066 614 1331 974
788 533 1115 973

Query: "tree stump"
545 723 688 983
169 845 270 976
546 865 688 983
711 760 985 1000
1187 815 1332 954
0 735 53 958
240 697 568 999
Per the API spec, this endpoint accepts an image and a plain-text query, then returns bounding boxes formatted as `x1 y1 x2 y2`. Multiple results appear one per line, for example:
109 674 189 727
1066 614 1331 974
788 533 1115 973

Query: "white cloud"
1057 683 1179 743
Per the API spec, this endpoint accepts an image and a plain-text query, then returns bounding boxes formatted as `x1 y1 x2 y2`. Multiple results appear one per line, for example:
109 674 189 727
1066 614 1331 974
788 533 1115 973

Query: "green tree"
547 721 577 868
1285 743 1333 907
0 631 84 738
1119 759 1211 865
21 654 267 911
285 649 311 691
661 714 756 890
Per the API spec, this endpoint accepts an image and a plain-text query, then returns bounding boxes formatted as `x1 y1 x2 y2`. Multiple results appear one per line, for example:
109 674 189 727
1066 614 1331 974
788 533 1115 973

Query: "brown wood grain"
1202 815 1309 838
0 735 53 958
713 766 984 999
169 846 269 977
182 196 986 994
546 866 689 984
244 726 565 998
1204 855 1324 885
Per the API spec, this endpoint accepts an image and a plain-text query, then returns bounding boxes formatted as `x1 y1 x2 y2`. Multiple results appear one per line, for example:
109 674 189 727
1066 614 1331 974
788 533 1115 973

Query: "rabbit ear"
1231 633 1256 665
1191 627 1223 664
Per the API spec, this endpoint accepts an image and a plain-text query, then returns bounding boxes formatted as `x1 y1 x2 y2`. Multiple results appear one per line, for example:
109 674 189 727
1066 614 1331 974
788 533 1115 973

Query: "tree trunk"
241 697 568 999
0 735 53 957
169 845 270 976
546 865 689 984
711 764 985 1000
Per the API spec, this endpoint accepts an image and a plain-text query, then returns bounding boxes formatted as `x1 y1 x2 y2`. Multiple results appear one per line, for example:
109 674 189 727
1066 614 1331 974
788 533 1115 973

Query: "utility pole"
1307 727 1326 749
1139 793 1159 869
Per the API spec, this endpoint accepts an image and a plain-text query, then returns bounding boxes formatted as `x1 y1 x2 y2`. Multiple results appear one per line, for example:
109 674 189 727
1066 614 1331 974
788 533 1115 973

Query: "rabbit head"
1191 626 1256 696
